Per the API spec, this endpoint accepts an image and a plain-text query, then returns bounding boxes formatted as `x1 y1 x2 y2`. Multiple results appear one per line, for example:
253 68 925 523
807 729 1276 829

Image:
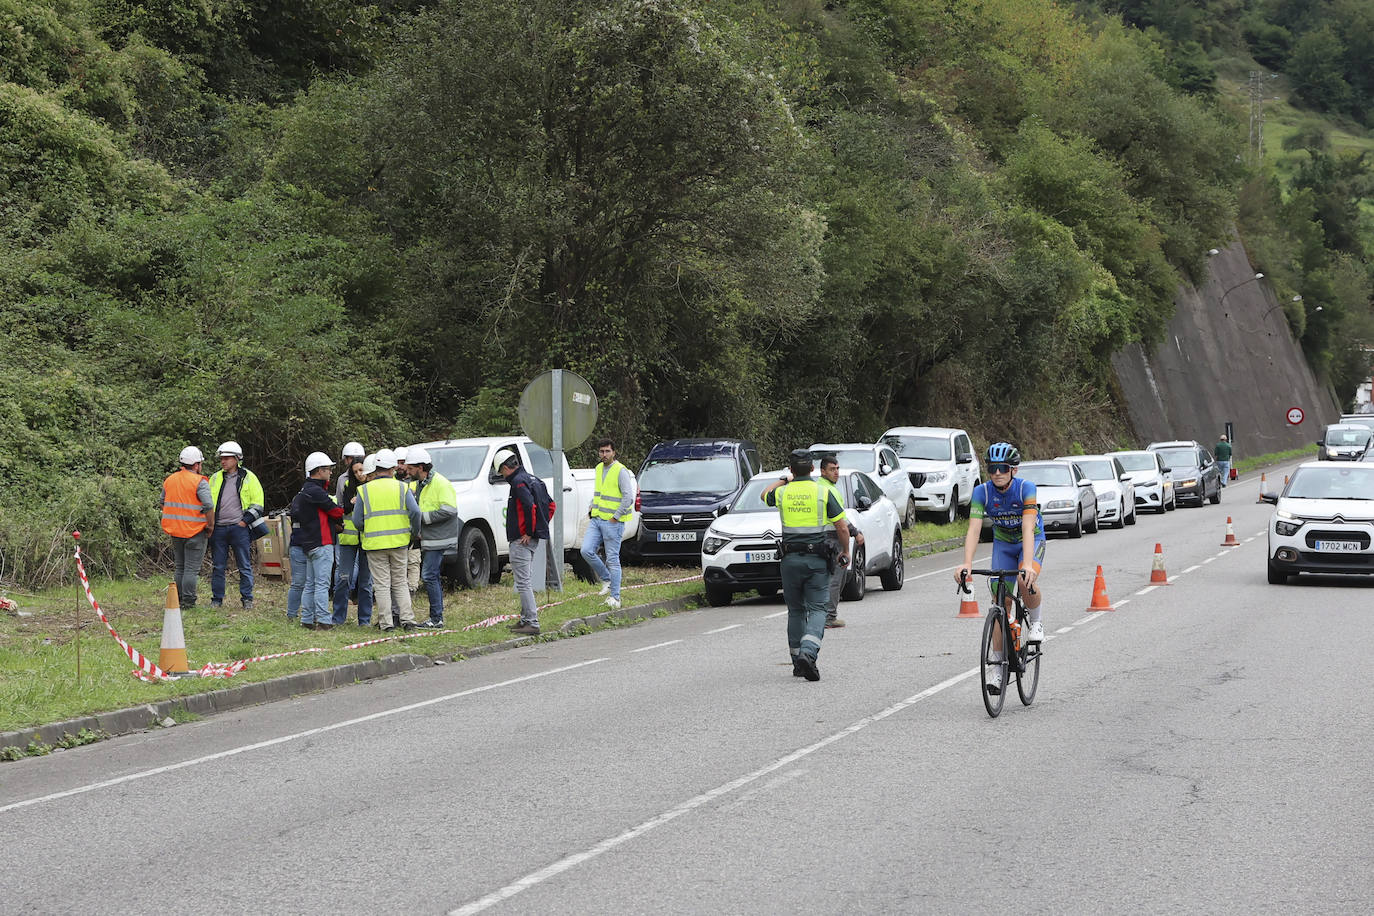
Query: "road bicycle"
958 568 1041 718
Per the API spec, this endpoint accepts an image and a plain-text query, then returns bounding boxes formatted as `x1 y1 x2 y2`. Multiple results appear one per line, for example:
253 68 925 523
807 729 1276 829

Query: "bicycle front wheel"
1017 640 1040 706
980 609 1008 718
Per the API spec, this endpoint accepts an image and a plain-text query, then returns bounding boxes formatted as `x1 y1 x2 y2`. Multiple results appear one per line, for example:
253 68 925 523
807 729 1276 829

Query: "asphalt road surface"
4 462 1371 914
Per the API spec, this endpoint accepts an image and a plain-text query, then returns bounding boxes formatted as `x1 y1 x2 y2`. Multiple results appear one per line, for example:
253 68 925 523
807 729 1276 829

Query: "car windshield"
814 449 874 471
1114 453 1156 472
1287 465 1374 499
429 446 492 482
882 435 951 461
1326 429 1369 446
1018 465 1072 487
1071 459 1115 480
1157 448 1198 470
639 456 739 494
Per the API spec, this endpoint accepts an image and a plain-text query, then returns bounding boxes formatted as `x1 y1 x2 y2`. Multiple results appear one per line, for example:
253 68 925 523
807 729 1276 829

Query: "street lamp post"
1218 272 1264 318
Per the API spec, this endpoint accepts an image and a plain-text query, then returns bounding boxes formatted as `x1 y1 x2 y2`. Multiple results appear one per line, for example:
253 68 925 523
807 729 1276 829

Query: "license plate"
744 550 777 562
657 531 697 542
1315 540 1361 552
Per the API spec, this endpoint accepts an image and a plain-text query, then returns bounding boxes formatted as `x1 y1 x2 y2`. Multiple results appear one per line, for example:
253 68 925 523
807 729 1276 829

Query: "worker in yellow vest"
760 450 849 682
160 445 215 610
409 447 460 628
207 440 265 610
580 438 636 609
352 448 421 632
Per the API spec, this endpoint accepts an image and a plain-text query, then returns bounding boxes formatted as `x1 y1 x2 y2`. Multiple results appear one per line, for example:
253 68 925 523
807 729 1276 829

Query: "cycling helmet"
985 442 1020 466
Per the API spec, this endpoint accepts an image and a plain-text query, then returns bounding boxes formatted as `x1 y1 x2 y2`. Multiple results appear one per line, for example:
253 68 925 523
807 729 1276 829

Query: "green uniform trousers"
781 551 829 661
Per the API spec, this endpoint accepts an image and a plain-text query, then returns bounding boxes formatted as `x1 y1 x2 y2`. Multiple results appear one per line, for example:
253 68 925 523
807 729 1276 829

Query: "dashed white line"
1136 585 1158 596
763 611 787 619
1182 565 1201 574
1114 599 1130 609
448 666 981 915
0 658 610 816
704 624 743 635
1055 626 1074 634
1202 556 1216 564
631 640 682 654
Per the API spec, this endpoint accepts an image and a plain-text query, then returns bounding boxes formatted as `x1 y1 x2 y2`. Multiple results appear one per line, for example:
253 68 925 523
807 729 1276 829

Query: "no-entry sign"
1287 406 1305 425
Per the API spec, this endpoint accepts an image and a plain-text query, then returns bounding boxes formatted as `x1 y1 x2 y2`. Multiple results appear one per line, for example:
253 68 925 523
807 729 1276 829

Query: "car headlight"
1178 478 1197 487
1045 499 1073 509
923 471 948 483
702 534 729 555
1274 519 1302 536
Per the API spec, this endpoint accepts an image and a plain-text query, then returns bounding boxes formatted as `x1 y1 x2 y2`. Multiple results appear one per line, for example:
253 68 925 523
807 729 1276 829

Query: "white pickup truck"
411 436 638 588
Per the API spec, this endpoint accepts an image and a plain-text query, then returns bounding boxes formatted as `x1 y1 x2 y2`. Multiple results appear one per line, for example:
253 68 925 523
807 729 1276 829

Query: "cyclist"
954 442 1045 694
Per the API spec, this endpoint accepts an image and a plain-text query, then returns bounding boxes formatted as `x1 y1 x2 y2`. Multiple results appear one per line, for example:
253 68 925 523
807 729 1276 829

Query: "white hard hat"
216 441 243 458
362 454 378 475
375 448 397 470
305 451 333 474
179 445 204 465
408 447 431 465
342 441 365 458
394 446 409 463
493 448 517 472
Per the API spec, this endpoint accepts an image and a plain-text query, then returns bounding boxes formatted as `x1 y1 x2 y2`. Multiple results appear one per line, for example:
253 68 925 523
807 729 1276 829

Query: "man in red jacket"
288 451 345 629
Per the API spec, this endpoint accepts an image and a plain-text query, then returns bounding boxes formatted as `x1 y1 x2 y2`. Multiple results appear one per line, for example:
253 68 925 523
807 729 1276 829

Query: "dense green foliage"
1 0 1370 587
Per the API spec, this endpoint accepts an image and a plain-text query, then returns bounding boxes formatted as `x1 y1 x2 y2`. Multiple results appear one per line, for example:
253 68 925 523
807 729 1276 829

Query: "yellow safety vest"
358 478 411 550
590 461 626 520
417 471 456 513
777 479 843 536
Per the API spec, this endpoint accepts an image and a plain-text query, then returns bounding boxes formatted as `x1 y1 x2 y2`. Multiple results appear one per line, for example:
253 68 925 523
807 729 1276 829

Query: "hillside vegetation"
2 0 1370 587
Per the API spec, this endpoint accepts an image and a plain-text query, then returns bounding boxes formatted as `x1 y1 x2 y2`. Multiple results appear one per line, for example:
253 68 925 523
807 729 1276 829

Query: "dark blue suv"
636 439 762 562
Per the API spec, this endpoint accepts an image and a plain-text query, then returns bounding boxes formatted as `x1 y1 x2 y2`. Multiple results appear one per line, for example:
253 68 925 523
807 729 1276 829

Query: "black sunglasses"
988 463 1013 474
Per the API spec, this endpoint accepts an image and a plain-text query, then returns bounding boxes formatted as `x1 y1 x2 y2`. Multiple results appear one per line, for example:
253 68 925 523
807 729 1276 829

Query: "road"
3 462 1371 914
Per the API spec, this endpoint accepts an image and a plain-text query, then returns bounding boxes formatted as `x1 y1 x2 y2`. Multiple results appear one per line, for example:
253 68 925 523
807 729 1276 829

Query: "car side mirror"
1161 466 1172 473
1315 440 1323 448
856 495 873 510
1259 492 1278 504
956 454 973 464
1078 478 1092 487
878 464 890 475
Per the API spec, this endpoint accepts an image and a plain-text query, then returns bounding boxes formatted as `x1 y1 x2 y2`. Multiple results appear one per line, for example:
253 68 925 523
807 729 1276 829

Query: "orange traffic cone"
1220 517 1240 547
1086 565 1114 611
1256 473 1266 503
159 583 190 675
1149 543 1171 585
957 590 982 618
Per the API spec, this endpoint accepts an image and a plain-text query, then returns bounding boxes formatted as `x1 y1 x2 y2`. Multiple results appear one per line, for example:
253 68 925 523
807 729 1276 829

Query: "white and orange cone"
1086 565 1114 611
1220 517 1240 547
159 583 190 675
1149 543 1171 585
1256 473 1267 503
957 592 981 618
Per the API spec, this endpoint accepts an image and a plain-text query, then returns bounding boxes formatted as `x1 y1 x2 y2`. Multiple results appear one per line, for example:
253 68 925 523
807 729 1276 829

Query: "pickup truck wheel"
456 526 493 589
943 489 958 525
704 582 733 607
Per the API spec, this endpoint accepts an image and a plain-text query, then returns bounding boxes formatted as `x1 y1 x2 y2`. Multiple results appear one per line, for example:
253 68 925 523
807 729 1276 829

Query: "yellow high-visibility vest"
590 461 626 520
358 478 411 550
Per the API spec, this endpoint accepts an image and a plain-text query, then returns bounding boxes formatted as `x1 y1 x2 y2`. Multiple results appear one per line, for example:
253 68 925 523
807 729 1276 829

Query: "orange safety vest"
161 469 208 537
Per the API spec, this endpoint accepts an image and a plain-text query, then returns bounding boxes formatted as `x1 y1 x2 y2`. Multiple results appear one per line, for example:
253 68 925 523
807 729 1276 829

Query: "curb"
906 535 963 556
1 593 701 756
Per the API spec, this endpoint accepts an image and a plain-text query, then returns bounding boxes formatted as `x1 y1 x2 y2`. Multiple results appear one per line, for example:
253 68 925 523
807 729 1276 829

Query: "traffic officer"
817 453 863 629
160 445 214 610
207 440 264 610
761 449 849 681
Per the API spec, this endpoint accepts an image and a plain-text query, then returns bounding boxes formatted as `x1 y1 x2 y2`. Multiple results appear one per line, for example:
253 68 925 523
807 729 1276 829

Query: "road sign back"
519 370 599 450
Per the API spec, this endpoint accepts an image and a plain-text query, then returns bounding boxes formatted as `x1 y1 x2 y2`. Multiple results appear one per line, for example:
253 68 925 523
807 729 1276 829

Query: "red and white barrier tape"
72 532 700 682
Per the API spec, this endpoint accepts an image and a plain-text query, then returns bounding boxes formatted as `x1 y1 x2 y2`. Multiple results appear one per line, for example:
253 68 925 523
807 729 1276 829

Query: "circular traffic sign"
519 370 599 449
1286 406 1305 425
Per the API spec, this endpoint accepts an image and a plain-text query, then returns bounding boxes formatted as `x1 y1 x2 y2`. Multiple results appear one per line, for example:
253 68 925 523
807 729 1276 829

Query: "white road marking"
448 665 983 916
1182 565 1201 574
1055 627 1074 634
704 624 742 635
631 640 682 654
1203 556 1216 564
1114 599 1130 609
0 658 610 816
910 557 991 581
763 611 787 619
715 768 809 813
1136 585 1157 596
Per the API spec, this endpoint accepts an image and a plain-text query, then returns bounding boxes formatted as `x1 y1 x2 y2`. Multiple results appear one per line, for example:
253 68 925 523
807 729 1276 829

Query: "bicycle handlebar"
957 567 1037 596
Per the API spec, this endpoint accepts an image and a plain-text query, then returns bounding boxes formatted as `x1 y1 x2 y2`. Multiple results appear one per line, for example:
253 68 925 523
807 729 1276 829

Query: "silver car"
1016 460 1098 538
1057 454 1137 529
1318 424 1373 461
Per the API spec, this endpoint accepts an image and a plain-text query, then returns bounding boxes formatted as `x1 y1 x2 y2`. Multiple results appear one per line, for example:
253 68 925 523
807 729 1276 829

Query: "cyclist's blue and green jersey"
970 477 1046 599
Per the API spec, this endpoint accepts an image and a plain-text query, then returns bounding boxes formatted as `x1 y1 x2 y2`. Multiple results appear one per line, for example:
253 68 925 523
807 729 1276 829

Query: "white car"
1262 461 1374 584
700 468 905 607
1016 460 1098 537
809 442 917 528
879 427 981 524
1057 454 1137 529
1108 449 1176 514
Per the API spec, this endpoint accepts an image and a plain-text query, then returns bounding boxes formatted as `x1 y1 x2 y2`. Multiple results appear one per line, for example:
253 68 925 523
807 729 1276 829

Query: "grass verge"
1234 442 1319 477
0 563 702 734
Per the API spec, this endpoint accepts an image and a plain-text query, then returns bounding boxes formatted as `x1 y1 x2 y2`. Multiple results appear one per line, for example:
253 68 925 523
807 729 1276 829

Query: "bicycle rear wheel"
980 609 1008 718
1017 640 1040 706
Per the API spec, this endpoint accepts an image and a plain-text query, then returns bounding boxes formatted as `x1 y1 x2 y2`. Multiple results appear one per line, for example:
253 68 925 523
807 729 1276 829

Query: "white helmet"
179 445 204 465
305 451 333 474
493 449 517 473
216 441 243 459
394 446 409 464
342 441 365 459
374 448 397 470
408 447 431 465
362 454 378 475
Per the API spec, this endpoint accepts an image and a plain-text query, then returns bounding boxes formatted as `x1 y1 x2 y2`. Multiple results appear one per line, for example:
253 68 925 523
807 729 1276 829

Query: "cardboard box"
255 513 291 582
